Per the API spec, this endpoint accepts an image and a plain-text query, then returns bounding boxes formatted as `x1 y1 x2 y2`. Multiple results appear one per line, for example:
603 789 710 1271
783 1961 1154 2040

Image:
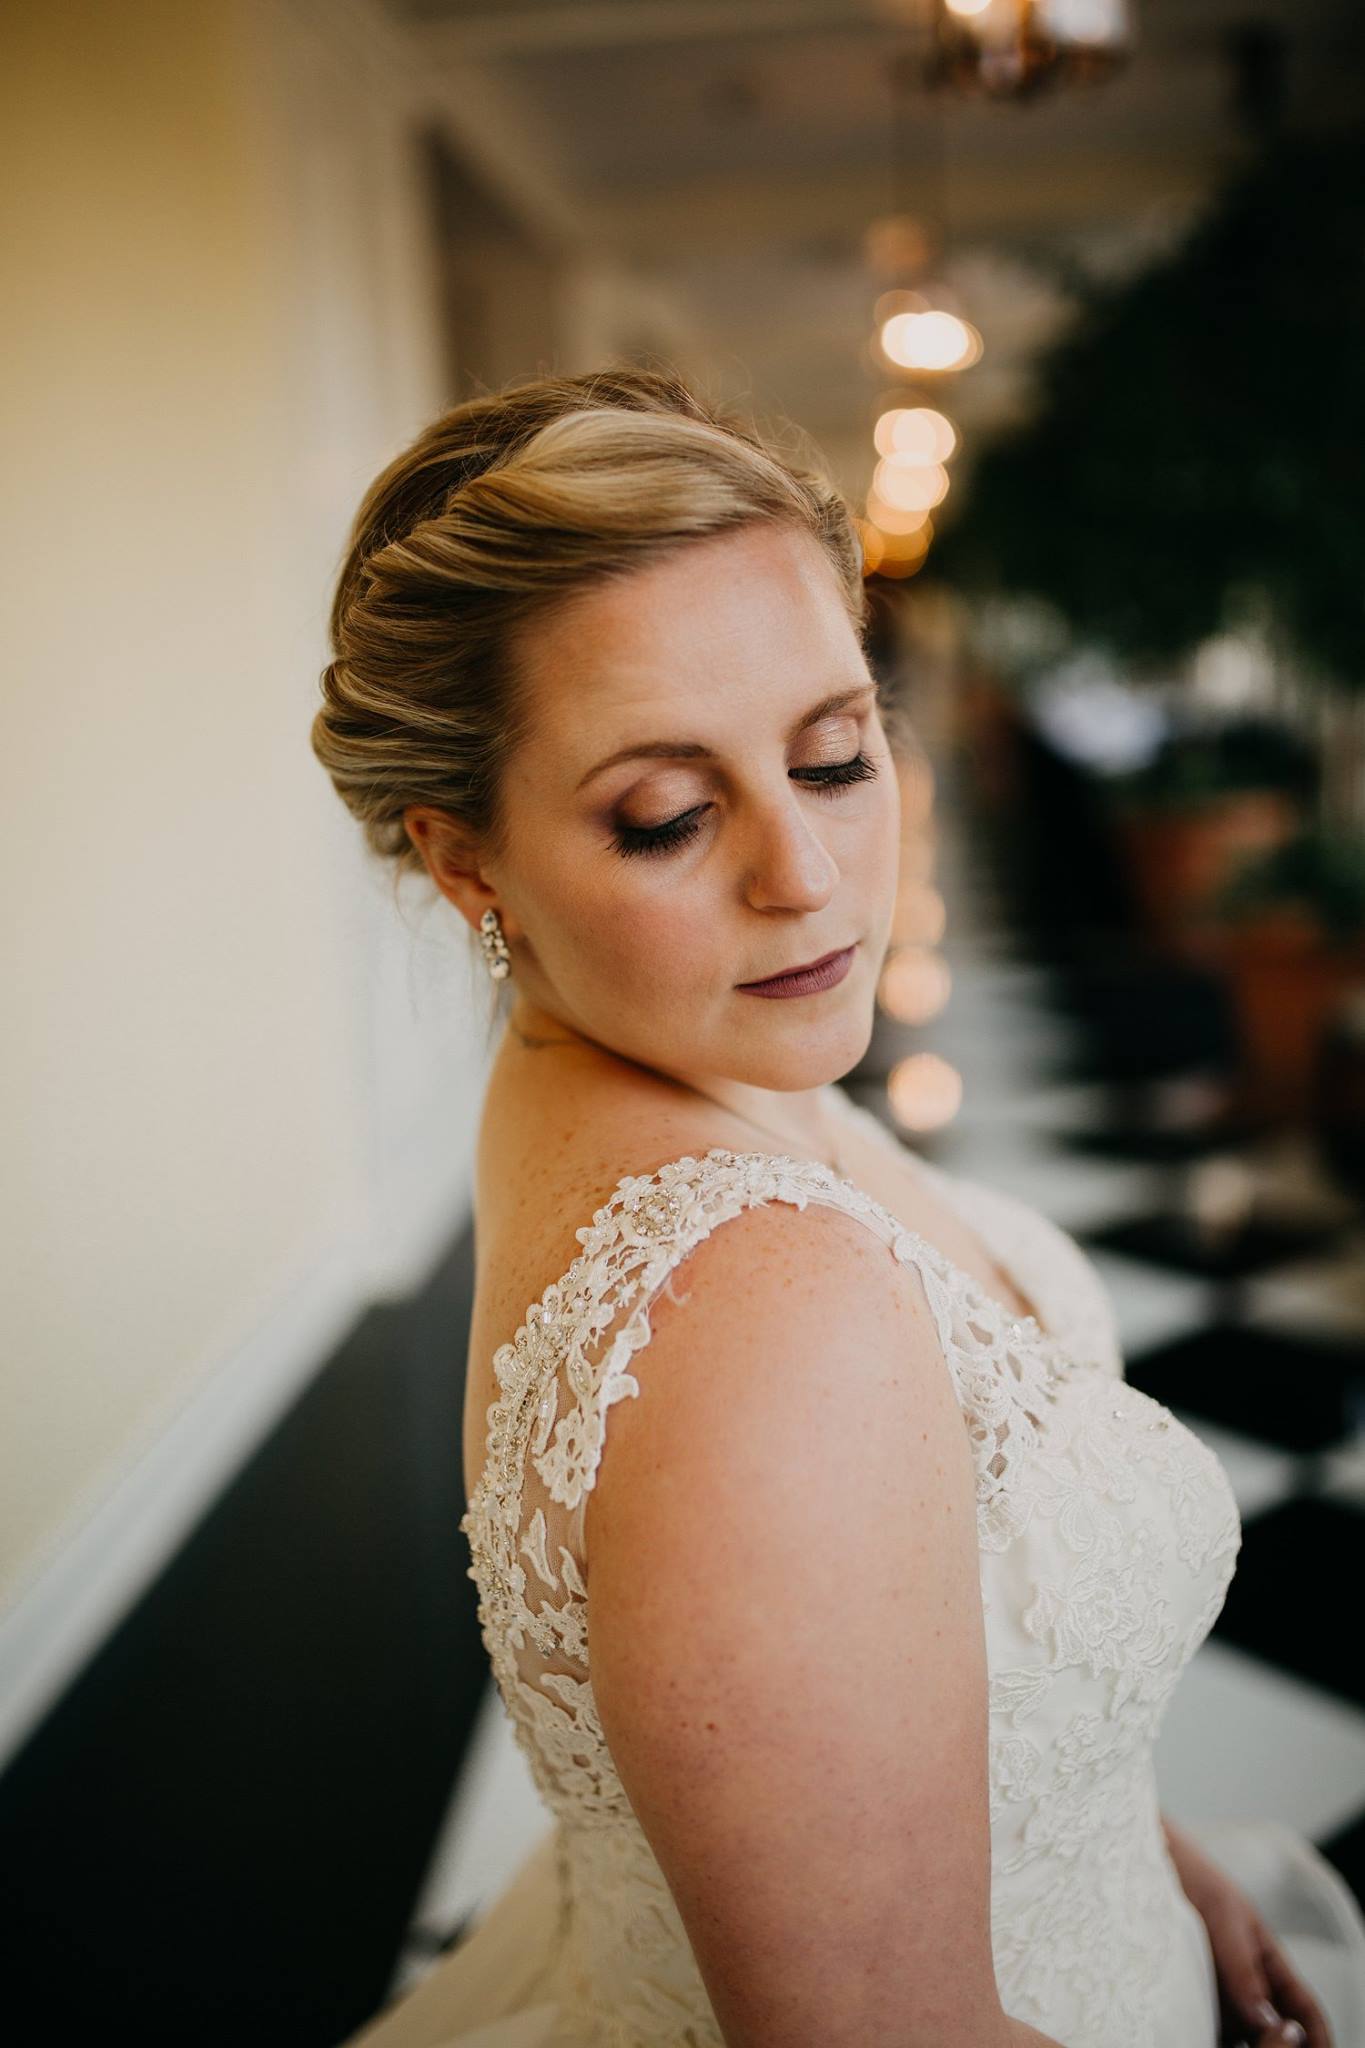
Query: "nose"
740 790 840 912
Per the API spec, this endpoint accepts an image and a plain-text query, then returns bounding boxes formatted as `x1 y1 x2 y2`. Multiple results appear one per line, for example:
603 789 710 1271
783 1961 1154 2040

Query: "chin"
757 1014 873 1091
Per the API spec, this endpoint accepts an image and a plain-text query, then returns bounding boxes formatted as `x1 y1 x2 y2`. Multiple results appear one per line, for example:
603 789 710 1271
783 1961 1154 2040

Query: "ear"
403 805 514 939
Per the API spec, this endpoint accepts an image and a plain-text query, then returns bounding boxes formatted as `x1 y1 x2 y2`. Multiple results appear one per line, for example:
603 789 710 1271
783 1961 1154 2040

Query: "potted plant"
1206 827 1365 1121
1103 715 1313 949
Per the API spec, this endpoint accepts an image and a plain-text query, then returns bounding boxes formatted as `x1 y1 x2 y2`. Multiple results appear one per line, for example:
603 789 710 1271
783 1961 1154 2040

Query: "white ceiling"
379 0 1363 498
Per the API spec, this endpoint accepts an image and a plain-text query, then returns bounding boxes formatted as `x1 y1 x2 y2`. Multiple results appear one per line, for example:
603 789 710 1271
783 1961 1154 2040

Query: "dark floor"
0 1228 486 2045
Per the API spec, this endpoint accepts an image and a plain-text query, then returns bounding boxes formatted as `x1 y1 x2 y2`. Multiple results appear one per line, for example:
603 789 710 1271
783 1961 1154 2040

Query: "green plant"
1109 716 1316 811
936 134 1365 690
1212 827 1365 945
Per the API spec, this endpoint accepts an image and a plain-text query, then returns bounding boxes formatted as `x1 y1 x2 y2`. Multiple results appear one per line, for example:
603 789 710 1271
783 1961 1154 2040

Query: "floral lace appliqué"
459 1143 1242 2048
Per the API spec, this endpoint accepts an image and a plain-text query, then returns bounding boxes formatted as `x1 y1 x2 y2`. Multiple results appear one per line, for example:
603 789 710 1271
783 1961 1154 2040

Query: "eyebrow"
574 682 878 794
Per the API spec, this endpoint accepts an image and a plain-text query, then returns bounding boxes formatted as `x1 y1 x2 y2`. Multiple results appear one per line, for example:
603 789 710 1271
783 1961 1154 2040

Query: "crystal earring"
479 907 512 981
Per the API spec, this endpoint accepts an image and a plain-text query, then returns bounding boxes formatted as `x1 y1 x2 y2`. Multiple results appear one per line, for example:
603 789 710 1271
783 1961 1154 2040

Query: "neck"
503 998 839 1156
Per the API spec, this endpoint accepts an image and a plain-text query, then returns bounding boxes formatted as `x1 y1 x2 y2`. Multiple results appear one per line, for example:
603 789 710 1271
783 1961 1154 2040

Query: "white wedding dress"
349 1085 1365 2048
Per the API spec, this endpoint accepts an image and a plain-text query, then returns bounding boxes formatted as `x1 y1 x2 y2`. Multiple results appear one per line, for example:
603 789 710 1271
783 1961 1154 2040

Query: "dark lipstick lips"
738 945 852 990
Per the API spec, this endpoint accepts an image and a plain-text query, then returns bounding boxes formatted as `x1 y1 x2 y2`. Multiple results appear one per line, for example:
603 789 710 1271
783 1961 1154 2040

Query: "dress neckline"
815 1082 1053 1336
465 1096 1059 1512
681 1129 1053 1347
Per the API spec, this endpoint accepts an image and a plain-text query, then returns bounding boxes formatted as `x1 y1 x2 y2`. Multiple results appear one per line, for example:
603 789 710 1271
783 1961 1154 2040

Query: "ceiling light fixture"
927 0 1134 101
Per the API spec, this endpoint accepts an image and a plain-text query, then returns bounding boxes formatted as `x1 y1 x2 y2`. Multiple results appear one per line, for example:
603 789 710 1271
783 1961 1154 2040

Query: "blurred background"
4 1 1364 2040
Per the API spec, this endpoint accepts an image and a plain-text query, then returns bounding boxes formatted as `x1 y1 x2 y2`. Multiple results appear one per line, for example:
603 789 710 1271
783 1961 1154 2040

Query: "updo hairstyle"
311 365 905 930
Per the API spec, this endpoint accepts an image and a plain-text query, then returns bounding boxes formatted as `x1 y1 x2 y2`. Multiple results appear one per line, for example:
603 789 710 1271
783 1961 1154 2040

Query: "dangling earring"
479 907 512 981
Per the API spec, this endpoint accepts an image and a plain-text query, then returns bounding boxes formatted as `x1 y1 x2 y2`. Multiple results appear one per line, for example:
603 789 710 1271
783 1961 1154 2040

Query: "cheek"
538 853 720 995
595 887 719 993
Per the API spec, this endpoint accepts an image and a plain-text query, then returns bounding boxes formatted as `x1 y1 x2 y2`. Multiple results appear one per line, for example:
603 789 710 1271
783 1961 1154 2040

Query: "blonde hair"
312 364 885 897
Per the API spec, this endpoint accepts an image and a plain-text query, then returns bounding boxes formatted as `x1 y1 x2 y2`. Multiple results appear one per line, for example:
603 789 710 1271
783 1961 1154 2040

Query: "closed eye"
609 751 880 861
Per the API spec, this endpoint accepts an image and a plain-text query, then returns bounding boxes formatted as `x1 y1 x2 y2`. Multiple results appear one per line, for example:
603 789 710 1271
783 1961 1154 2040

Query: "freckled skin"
404 520 903 1141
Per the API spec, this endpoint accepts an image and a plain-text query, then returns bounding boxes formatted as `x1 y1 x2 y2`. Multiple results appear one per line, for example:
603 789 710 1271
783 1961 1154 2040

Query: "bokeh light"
880 309 983 372
892 882 947 946
865 493 934 536
878 946 954 1024
887 1052 964 1132
899 828 938 884
897 749 937 824
873 458 951 511
874 406 959 464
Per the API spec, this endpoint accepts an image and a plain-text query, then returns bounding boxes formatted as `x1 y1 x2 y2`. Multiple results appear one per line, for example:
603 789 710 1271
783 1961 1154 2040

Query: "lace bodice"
459 1090 1243 2047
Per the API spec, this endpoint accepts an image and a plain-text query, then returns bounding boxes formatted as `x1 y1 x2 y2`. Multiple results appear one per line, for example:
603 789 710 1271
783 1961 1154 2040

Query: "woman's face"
482 519 903 1094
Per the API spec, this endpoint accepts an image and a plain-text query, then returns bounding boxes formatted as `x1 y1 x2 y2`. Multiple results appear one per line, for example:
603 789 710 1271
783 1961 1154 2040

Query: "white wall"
0 0 490 1765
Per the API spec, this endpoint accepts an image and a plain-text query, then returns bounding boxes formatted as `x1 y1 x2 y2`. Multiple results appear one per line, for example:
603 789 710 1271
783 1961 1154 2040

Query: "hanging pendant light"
860 56 977 579
878 299 983 373
928 0 1134 101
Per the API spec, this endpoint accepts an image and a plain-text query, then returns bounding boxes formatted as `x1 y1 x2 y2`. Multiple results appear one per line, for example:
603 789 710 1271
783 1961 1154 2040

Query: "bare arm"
584 1198 1073 2048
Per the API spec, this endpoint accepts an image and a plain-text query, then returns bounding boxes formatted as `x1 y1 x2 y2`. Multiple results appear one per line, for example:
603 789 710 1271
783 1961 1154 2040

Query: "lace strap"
829 1089 1124 1381
514 1146 963 1523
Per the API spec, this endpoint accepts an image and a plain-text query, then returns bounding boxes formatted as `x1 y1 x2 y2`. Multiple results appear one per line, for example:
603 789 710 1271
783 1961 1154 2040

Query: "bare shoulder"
583 1186 954 1571
581 1187 933 1548
581 1186 1000 2043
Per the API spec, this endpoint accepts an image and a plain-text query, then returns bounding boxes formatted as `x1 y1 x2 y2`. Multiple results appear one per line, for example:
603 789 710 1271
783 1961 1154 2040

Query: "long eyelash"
610 809 705 860
610 750 879 860
798 750 879 794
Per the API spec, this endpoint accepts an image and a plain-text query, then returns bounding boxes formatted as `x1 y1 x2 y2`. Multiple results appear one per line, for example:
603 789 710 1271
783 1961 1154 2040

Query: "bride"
313 366 1352 2047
